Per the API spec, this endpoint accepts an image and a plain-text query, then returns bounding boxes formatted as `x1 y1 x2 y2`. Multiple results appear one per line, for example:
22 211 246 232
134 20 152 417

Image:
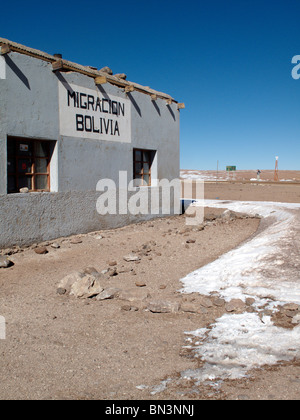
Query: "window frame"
7 137 52 194
133 148 153 187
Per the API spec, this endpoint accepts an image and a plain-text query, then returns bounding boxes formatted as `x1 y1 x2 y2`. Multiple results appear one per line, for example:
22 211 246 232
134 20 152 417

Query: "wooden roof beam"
0 43 11 55
52 59 64 71
177 103 185 110
125 85 135 93
94 76 107 85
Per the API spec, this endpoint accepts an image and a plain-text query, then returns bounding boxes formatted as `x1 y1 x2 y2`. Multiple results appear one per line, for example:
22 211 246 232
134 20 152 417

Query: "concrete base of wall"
0 188 180 248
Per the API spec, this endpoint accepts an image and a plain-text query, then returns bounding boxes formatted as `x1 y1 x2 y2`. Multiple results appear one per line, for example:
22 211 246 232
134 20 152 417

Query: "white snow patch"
181 200 300 306
183 313 300 382
180 199 300 382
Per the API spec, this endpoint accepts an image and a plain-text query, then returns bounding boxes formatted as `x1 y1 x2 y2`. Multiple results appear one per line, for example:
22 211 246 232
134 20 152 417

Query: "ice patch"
183 312 300 382
180 199 300 382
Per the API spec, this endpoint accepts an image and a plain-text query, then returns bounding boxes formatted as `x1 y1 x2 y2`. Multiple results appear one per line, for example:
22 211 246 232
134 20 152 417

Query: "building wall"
0 51 180 247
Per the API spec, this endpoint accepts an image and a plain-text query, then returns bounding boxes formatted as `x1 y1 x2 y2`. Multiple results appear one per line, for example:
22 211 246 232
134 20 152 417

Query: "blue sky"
1 0 300 170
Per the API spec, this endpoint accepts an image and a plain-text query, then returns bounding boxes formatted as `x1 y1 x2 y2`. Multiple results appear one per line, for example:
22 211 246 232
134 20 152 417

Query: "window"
7 137 55 193
133 149 154 186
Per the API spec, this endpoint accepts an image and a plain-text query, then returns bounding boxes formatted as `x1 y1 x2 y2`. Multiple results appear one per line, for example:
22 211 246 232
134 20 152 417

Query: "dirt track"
0 178 300 400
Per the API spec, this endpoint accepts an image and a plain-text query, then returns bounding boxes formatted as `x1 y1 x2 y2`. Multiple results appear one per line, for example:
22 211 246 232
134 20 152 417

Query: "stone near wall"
96 287 121 301
57 271 85 294
0 256 13 268
70 238 82 244
34 246 48 255
70 274 103 299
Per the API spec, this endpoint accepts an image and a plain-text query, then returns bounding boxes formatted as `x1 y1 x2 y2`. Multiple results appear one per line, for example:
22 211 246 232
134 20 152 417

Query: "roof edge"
0 37 182 104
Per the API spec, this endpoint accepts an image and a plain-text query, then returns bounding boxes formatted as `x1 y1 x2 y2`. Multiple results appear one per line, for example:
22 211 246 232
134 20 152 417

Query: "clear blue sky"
1 0 300 170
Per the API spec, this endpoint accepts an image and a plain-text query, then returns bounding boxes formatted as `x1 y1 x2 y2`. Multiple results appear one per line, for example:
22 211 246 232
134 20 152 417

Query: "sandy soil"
0 180 300 400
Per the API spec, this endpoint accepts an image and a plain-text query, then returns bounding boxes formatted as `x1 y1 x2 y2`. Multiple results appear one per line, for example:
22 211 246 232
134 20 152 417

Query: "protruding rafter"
125 85 135 93
0 44 11 55
94 76 107 85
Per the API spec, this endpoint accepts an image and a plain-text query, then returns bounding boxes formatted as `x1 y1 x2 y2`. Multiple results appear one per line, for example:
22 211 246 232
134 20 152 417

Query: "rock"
245 297 256 306
205 213 217 222
34 247 48 255
19 187 29 193
108 267 118 277
225 299 246 312
285 310 297 318
108 260 117 266
194 224 205 231
57 288 67 295
123 254 141 262
51 243 60 249
0 256 13 268
96 288 121 301
292 314 300 325
58 272 84 293
121 304 132 311
82 267 99 276
282 303 299 311
147 300 180 313
212 297 225 307
198 296 213 308
186 239 196 244
221 210 236 221
70 274 103 299
70 238 82 244
118 288 150 302
118 267 133 274
178 227 192 234
181 302 200 313
135 281 146 287
272 312 294 329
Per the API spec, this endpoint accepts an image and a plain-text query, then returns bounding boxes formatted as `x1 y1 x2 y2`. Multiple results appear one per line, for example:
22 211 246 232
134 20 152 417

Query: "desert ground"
0 172 300 400
181 169 300 183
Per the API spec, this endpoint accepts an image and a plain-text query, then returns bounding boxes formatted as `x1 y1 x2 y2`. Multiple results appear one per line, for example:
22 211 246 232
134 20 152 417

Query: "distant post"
274 156 279 182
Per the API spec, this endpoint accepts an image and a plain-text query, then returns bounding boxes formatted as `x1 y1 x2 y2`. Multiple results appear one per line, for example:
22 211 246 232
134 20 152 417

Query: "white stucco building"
0 38 184 247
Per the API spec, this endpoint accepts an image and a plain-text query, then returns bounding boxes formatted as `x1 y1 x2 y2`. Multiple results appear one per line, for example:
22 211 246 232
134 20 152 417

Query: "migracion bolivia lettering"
59 83 131 143
68 89 124 135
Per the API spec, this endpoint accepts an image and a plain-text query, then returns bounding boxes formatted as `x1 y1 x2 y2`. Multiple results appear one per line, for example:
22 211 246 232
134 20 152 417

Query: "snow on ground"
180 199 300 383
180 170 228 181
